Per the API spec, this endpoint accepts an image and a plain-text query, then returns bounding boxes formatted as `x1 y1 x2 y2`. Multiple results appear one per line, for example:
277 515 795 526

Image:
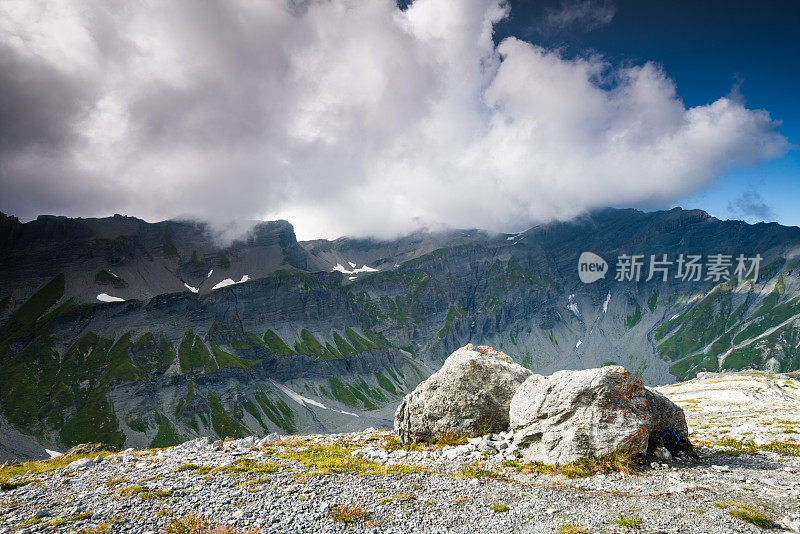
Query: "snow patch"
332 263 380 276
347 261 357 268
274 382 359 416
45 449 62 458
97 293 125 302
207 269 213 278
567 294 580 317
184 283 199 293
274 383 327 409
211 275 250 291
212 278 236 290
603 292 611 313
670 314 680 321
575 340 582 348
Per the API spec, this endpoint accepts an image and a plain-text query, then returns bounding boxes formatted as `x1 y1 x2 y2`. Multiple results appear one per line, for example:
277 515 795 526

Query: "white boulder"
394 344 532 443
510 366 690 465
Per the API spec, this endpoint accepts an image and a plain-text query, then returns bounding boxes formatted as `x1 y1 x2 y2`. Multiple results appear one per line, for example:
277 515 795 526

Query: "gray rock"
394 344 531 443
782 513 800 532
654 447 672 461
510 366 689 465
66 458 93 471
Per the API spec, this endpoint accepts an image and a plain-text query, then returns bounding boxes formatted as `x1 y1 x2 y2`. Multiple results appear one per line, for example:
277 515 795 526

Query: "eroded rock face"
509 366 689 465
394 344 532 443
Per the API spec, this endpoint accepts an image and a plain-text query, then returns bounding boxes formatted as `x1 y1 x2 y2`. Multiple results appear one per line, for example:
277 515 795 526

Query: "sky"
0 0 797 240
492 0 800 228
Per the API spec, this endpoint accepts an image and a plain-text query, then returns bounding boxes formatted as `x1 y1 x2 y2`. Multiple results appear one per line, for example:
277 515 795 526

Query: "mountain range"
2 207 799 461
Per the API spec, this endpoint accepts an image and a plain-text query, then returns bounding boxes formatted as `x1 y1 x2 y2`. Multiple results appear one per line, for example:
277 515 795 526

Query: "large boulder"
394 344 532 443
509 366 690 465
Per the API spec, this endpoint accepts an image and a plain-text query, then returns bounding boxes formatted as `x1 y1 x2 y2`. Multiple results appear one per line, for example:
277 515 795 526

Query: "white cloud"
543 0 616 32
0 0 789 240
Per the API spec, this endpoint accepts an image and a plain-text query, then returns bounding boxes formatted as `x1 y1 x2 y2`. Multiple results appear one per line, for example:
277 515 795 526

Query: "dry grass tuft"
0 451 113 484
458 462 508 481
715 502 776 529
163 516 259 534
556 524 591 534
383 436 421 452
435 433 468 447
503 449 636 479
615 514 642 528
280 442 426 476
327 502 371 524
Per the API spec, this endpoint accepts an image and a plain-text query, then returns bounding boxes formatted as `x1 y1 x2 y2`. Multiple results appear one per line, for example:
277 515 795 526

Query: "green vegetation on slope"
132 332 175 375
2 273 64 334
162 227 179 258
324 376 387 410
647 289 659 312
178 333 218 374
294 329 343 360
625 302 642 329
209 343 259 369
190 250 203 267
263 329 294 356
95 269 126 286
438 302 467 339
656 284 734 361
150 412 185 448
206 393 248 440
254 391 296 434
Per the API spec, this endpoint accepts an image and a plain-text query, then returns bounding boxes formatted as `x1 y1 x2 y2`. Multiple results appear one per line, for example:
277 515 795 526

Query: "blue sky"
497 0 800 226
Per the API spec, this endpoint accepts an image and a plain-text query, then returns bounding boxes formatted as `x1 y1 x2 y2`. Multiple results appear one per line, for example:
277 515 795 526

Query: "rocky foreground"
1 370 800 534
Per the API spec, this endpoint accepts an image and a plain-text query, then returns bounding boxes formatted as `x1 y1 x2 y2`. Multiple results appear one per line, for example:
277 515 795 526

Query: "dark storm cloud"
0 44 91 155
0 0 789 240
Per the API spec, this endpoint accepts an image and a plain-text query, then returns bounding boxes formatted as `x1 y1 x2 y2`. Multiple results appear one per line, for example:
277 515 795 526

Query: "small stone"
781 513 800 532
545 508 558 515
654 447 672 461
66 458 93 471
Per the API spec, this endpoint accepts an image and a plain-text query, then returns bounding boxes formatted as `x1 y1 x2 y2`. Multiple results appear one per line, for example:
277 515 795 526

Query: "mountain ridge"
2 207 800 461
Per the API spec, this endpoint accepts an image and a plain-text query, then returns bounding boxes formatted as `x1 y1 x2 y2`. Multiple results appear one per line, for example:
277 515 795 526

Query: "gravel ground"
1 430 799 534
2 371 800 534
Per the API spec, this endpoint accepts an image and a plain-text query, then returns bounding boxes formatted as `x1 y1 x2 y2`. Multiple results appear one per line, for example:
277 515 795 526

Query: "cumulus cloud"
543 0 616 32
727 191 775 222
0 0 789 239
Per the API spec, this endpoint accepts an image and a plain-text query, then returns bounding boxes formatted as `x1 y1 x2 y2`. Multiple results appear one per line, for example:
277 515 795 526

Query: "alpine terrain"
2 207 800 460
